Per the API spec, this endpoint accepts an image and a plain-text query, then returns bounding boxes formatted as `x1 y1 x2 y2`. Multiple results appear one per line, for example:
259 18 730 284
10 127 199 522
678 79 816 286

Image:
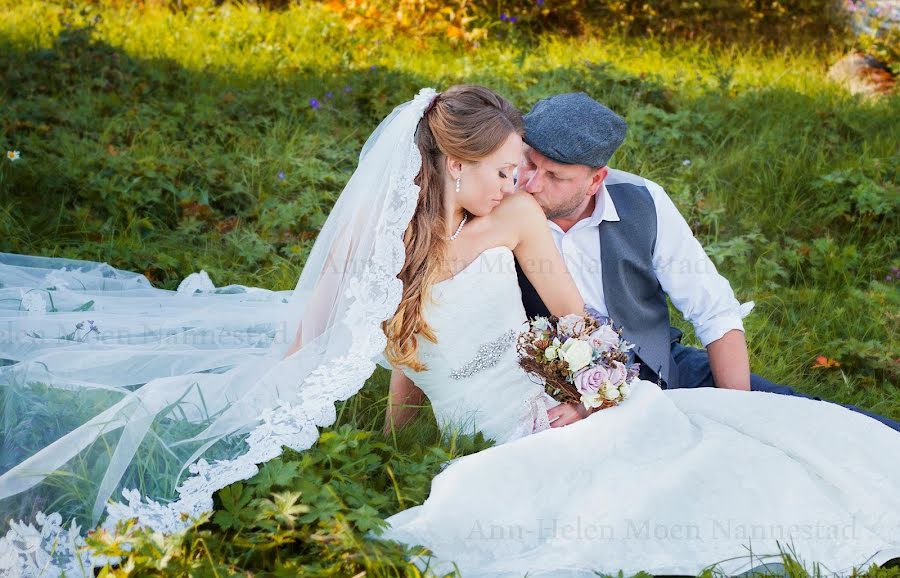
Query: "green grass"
1 0 898 576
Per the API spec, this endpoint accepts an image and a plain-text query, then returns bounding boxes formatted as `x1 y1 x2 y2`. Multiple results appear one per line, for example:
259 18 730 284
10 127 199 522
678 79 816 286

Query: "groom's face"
516 145 598 220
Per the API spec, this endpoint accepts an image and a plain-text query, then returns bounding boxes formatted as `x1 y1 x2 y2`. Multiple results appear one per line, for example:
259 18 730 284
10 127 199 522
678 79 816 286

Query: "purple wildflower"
370 65 378 72
325 91 334 99
344 86 352 93
536 0 544 5
310 98 320 109
509 15 518 23
886 276 893 282
277 171 286 181
500 12 508 21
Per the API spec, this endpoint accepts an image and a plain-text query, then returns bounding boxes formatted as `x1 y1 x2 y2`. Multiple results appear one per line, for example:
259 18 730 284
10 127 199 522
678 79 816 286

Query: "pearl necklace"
446 211 468 241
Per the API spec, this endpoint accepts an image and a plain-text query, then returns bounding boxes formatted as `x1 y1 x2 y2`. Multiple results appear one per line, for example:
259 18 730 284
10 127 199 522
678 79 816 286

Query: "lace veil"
0 88 438 575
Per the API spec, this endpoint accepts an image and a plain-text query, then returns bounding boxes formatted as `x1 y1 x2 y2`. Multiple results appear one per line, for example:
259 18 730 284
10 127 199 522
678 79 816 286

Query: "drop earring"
455 176 461 194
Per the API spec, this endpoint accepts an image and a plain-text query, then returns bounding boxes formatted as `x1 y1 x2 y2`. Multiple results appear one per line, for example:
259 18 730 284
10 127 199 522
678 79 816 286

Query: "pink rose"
608 360 628 387
588 324 619 353
574 365 610 395
557 314 586 337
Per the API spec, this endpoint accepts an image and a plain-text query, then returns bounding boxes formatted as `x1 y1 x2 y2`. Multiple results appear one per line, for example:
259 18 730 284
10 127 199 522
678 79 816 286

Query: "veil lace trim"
0 88 437 577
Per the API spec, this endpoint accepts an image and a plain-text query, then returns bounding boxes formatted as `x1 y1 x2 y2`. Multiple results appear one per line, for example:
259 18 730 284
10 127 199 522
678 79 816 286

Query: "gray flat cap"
523 92 627 167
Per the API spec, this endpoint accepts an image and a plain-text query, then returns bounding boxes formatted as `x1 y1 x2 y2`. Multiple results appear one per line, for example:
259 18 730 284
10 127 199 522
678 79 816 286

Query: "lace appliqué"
502 389 560 444
449 329 516 380
0 512 96 578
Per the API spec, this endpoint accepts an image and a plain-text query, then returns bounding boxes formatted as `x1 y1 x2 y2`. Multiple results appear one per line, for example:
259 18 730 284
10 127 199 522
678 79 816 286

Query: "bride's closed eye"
499 171 509 179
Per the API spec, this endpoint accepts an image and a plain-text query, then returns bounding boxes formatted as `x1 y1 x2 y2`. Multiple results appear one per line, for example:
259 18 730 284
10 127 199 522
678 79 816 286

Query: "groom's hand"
548 402 592 428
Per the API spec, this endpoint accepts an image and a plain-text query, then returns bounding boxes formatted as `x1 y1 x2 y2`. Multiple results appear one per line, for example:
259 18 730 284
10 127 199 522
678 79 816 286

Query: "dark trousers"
663 341 900 435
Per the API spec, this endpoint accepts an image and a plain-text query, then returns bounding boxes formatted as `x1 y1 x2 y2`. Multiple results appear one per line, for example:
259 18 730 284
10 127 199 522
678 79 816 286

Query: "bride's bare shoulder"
492 192 544 220
488 192 547 233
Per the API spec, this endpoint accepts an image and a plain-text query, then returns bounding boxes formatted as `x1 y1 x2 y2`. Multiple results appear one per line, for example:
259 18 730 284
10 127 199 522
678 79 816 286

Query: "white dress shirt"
547 168 748 347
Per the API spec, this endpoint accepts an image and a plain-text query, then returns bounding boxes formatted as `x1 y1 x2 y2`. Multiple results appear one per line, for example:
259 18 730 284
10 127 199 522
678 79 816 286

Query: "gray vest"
515 181 677 387
600 183 676 387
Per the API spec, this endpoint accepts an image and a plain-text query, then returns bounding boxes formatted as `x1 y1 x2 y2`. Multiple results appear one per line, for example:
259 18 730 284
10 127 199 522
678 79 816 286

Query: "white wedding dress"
377 245 900 577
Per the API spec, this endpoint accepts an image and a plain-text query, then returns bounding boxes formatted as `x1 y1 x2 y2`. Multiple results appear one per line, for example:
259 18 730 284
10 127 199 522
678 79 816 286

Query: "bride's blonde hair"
382 85 523 372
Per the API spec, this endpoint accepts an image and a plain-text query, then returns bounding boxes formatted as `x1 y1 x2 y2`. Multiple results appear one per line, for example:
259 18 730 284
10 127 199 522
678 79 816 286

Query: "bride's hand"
548 402 592 428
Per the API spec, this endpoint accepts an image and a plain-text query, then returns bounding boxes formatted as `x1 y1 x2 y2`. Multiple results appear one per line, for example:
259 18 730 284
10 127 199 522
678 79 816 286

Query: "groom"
514 92 900 434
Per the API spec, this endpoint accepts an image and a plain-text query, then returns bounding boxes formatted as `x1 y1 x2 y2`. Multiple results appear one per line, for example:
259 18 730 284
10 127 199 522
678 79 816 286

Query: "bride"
1 85 898 577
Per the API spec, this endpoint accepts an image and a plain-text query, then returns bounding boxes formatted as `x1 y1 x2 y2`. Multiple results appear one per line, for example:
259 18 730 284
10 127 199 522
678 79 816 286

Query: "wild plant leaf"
344 503 388 534
213 482 255 531
73 299 95 312
249 459 300 494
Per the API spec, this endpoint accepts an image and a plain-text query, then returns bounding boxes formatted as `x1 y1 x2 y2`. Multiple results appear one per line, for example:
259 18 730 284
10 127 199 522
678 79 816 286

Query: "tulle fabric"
0 253 292 523
0 88 438 576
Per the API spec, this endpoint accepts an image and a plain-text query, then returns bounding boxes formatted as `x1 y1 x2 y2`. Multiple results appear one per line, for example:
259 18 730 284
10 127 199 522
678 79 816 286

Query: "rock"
827 52 896 97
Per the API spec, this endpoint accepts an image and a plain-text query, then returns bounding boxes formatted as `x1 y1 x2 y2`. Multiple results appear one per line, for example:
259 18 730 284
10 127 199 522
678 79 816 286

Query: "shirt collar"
588 182 620 226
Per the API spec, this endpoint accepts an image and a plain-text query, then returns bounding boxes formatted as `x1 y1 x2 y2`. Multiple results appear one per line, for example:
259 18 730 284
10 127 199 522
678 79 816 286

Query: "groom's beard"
542 183 591 221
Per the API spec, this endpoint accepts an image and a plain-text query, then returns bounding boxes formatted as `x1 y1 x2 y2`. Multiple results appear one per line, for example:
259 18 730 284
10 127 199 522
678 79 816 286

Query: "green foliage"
812 162 900 221
315 0 851 47
65 0 856 48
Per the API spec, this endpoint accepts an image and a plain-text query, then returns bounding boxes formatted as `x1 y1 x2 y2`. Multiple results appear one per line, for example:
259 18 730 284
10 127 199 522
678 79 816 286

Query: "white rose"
602 383 620 401
544 345 559 362
619 382 631 399
580 392 604 410
531 316 551 331
559 338 593 373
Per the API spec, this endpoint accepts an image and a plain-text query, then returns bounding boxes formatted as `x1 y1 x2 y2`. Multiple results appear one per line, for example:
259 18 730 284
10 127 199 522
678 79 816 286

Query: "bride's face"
453 132 522 217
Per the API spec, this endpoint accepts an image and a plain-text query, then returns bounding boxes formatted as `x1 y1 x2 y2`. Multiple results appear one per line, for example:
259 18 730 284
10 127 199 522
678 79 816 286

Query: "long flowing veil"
0 88 438 576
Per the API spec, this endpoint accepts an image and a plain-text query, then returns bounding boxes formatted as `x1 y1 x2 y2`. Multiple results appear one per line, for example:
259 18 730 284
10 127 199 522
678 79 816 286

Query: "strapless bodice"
405 246 558 443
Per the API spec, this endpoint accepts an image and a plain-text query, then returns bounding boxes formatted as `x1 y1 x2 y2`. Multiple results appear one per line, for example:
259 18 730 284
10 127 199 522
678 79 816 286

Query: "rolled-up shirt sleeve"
646 180 746 347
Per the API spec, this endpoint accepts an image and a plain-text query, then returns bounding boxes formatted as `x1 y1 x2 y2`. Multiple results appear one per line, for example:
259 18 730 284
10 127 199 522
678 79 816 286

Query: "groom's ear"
589 166 609 195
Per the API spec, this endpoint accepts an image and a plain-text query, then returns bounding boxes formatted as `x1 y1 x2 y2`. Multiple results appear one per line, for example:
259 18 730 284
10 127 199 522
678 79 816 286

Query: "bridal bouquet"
516 307 640 411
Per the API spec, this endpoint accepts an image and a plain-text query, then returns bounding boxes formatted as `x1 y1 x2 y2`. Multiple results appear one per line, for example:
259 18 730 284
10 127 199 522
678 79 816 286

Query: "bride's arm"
382 368 425 436
503 193 595 427
506 193 585 316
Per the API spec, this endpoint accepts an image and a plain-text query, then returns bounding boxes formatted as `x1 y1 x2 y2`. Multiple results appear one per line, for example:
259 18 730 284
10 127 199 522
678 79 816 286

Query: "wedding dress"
377 244 900 577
